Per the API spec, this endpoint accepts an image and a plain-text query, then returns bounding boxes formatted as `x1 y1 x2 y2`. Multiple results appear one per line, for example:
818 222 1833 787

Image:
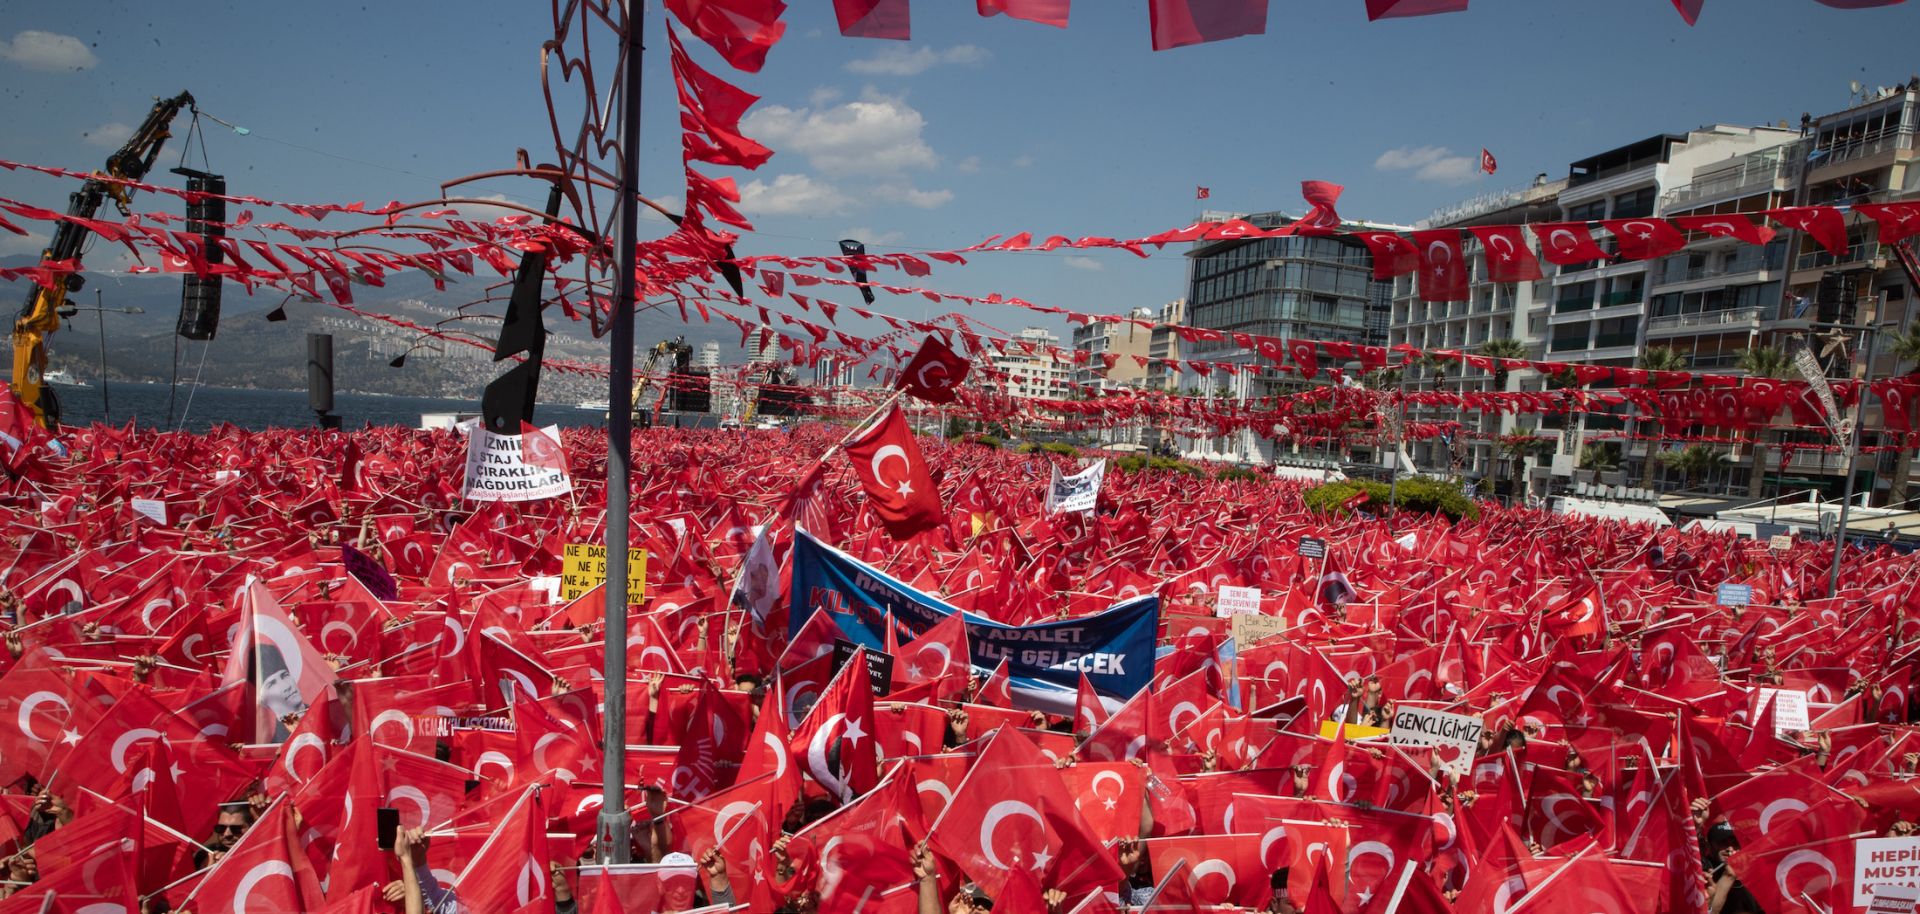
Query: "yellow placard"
561 542 648 602
1319 721 1391 740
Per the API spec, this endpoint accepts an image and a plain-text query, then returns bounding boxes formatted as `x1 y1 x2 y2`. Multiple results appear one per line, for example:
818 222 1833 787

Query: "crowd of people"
0 418 1912 914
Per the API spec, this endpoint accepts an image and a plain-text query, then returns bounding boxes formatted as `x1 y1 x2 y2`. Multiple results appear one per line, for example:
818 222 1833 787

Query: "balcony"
1549 335 1589 353
1645 305 1765 336
1661 149 1799 210
1594 331 1640 348
1599 290 1643 307
1653 247 1786 286
1555 297 1594 314
1811 127 1913 172
1794 242 1884 273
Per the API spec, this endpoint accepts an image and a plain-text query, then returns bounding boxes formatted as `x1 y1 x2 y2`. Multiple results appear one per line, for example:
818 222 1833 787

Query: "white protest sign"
461 424 572 502
1856 837 1920 907
1215 585 1263 618
1046 459 1106 514
130 498 168 525
1755 687 1810 735
1389 706 1483 777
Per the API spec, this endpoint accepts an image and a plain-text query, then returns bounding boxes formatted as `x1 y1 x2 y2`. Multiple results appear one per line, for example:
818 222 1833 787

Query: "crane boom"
11 91 194 427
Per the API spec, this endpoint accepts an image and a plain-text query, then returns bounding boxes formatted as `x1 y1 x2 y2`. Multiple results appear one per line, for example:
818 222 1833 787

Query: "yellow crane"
12 91 195 427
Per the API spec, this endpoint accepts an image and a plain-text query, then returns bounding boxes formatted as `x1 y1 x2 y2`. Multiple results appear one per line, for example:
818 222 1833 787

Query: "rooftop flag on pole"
1480 147 1498 174
1195 186 1211 200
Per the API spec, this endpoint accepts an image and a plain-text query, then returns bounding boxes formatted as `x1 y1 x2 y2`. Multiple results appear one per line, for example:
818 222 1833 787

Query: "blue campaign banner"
788 528 1158 709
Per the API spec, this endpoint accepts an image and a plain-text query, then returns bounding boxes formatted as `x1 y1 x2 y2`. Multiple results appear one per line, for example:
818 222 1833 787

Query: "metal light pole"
64 292 144 422
1828 323 1879 596
597 0 644 866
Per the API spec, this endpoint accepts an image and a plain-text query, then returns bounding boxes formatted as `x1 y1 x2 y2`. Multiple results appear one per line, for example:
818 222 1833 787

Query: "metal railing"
1593 331 1639 348
1599 290 1643 307
1645 305 1765 333
1653 248 1784 284
1661 150 1799 209
1555 297 1594 313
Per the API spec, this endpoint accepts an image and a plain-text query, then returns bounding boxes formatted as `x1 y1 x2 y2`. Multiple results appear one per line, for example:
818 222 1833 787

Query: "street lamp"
58 291 145 422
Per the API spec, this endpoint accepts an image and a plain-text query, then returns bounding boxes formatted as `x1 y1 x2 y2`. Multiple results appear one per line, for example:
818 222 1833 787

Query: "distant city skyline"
0 1 1915 350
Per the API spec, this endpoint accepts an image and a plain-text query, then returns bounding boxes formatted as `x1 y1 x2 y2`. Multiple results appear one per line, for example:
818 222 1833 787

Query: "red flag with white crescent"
844 404 942 537
898 335 971 404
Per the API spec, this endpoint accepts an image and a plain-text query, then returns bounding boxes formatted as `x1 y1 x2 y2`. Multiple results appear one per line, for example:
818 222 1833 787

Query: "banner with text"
1046 459 1106 514
789 528 1156 711
463 424 572 502
1389 706 1484 777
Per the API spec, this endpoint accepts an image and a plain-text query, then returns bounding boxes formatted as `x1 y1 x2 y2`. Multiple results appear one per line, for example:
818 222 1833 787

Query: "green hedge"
1302 476 1480 522
970 435 1002 449
1113 455 1207 477
1216 466 1261 482
1039 442 1079 458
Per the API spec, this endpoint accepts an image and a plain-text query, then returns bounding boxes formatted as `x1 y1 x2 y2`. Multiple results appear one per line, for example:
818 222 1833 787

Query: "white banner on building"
1046 459 1106 514
461 425 572 502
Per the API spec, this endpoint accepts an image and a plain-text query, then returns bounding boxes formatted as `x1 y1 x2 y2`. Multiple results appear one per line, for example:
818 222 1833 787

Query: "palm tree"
1578 443 1622 473
1636 346 1689 489
1661 443 1731 490
1737 346 1794 498
1497 427 1555 501
1359 368 1402 391
1416 353 1452 391
1479 338 1528 391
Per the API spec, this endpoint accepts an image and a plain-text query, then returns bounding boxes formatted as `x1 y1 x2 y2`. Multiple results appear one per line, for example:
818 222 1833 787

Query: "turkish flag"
665 0 787 73
186 800 325 914
788 651 879 802
893 611 969 698
1296 180 1345 233
1479 148 1497 174
898 335 971 403
845 405 942 537
1766 206 1850 256
1856 201 1920 245
1468 225 1542 282
1146 833 1267 907
519 422 567 473
832 0 910 38
1671 213 1777 245
977 0 1069 26
453 787 555 914
928 725 1125 899
1411 230 1468 302
1670 0 1705 23
1351 232 1420 279
1288 340 1321 378
1602 218 1687 260
1148 0 1266 50
1366 0 1469 18
1059 762 1143 844
1530 222 1613 266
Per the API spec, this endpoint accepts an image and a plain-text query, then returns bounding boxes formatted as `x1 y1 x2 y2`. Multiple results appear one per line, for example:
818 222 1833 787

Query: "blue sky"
1 0 1916 354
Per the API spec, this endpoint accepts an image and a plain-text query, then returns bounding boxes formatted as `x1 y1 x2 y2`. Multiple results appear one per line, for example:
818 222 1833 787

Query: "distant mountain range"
0 255 749 401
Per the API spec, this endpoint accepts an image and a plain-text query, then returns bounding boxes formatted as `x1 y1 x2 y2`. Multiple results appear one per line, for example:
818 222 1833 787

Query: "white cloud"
82 122 133 148
955 155 981 175
840 227 905 245
742 88 937 176
883 186 954 209
844 44 989 77
738 174 854 216
0 30 97 71
1374 145 1480 184
1011 155 1034 168
808 87 842 107
1063 256 1103 271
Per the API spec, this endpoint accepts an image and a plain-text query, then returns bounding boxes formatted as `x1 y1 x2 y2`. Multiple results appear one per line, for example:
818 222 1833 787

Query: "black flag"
840 238 876 305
